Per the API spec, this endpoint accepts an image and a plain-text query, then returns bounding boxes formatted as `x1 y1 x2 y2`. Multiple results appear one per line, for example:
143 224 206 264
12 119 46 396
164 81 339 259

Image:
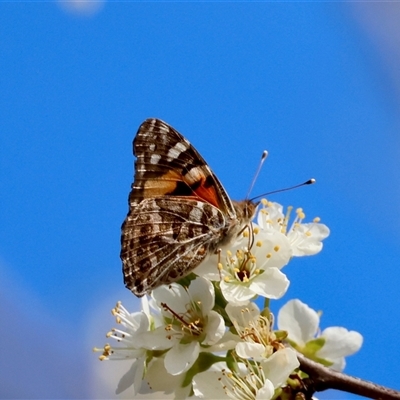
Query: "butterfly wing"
122 197 227 296
121 118 237 296
129 118 236 215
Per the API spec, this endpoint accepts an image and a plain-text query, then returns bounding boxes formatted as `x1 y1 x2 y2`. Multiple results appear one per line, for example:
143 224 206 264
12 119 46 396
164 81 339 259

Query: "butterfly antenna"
250 178 316 202
245 150 268 200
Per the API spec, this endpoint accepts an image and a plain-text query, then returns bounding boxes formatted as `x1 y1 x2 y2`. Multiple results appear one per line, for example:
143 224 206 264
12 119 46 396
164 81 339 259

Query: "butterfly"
120 118 258 297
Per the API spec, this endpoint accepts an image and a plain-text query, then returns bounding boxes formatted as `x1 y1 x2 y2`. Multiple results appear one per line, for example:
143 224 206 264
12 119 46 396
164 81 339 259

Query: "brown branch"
297 353 400 400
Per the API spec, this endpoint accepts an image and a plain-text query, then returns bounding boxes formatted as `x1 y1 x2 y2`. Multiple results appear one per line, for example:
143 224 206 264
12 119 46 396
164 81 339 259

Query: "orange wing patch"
183 166 221 209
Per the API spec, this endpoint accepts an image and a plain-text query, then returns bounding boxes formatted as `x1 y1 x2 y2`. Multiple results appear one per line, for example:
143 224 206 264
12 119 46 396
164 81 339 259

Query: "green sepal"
225 349 239 373
274 330 288 341
212 281 231 327
177 273 198 289
302 337 325 356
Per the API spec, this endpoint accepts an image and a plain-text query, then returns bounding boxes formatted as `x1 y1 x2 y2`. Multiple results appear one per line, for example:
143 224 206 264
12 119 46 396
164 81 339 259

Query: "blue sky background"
1 2 400 398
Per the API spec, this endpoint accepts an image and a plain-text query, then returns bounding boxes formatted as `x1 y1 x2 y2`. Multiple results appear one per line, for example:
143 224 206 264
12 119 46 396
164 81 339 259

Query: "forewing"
121 197 226 297
130 118 235 216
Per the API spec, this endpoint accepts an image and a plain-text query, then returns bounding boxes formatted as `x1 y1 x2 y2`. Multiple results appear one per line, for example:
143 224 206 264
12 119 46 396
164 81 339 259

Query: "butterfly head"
232 199 259 226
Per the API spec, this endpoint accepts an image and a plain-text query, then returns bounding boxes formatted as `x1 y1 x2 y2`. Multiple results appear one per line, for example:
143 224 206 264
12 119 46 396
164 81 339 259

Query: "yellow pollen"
106 332 112 338
266 253 272 258
243 230 249 237
227 250 232 257
234 267 240 273
116 317 121 324
274 245 280 252
261 199 268 206
256 240 262 247
250 256 256 262
267 201 273 207
218 262 223 270
99 355 107 361
255 269 260 274
224 276 230 282
313 217 321 223
306 231 312 237
253 227 260 234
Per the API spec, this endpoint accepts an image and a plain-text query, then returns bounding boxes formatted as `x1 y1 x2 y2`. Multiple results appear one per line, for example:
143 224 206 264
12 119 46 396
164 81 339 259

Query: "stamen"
282 206 293 234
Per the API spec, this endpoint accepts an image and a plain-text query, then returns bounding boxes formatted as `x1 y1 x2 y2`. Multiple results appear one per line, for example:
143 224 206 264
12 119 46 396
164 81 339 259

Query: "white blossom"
93 298 153 395
151 277 226 375
195 201 329 305
278 299 363 371
225 302 277 361
193 348 299 399
256 200 330 260
93 200 360 400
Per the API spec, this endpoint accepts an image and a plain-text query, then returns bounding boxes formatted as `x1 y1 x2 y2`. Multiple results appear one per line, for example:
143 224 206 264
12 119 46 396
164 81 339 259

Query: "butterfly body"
121 118 257 297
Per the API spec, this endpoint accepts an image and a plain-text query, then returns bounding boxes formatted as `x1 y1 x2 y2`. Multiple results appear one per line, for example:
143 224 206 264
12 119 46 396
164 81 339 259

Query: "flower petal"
261 348 299 388
189 277 215 314
164 341 200 375
193 363 228 399
255 379 275 400
203 311 225 345
115 357 144 395
254 231 293 270
318 327 363 362
144 358 185 394
220 281 256 305
152 283 190 315
225 302 260 327
250 268 289 299
288 223 330 256
278 299 319 346
236 342 265 359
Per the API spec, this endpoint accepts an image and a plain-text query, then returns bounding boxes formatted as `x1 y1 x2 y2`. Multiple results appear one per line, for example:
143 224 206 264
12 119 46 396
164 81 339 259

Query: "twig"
297 353 400 400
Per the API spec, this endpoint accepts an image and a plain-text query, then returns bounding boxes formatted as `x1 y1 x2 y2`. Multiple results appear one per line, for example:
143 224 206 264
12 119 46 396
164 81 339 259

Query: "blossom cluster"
94 201 362 399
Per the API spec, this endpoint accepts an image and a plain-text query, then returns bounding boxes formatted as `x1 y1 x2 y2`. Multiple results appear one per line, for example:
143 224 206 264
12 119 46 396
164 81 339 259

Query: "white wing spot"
189 207 203 221
185 166 203 185
150 154 161 165
167 142 188 161
149 143 156 151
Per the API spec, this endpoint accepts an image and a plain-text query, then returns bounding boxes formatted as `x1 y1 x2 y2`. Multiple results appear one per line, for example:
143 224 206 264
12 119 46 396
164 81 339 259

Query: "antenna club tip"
261 150 268 159
307 178 316 185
